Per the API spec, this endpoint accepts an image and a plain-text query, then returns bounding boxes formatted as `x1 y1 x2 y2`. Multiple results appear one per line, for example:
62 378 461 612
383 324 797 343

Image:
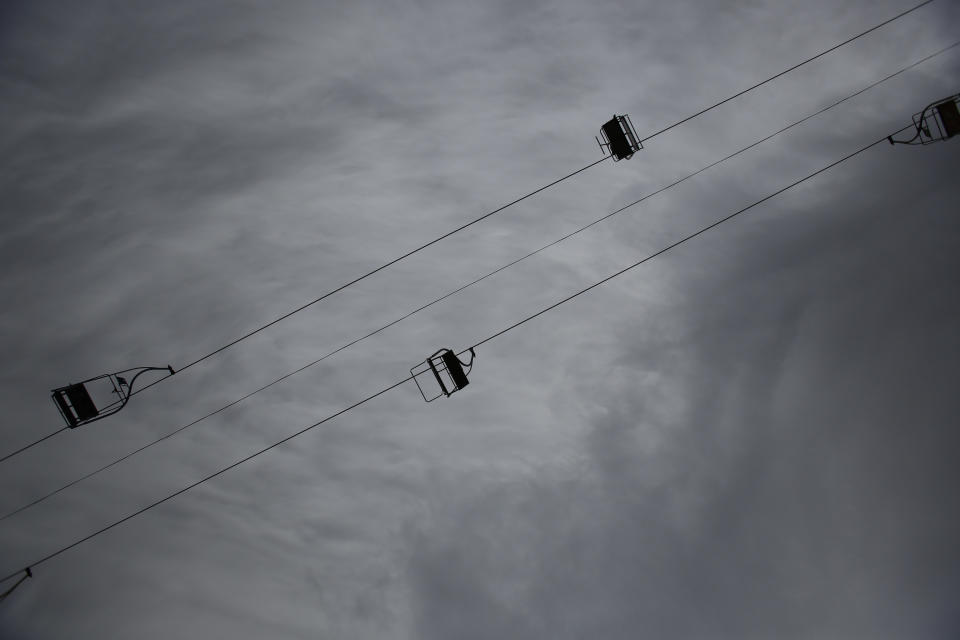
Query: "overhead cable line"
0 427 67 464
638 0 937 144
23 0 936 446
0 374 414 587
5 40 956 523
142 0 938 378
467 127 909 351
144 159 612 382
0 121 917 586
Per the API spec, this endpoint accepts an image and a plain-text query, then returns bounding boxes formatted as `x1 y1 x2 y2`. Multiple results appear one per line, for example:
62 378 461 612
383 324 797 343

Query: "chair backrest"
936 99 960 138
441 350 470 390
52 384 99 427
602 117 634 160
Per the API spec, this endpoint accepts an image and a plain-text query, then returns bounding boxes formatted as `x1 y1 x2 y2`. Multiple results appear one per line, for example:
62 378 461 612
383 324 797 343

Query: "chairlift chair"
597 114 641 161
888 94 960 145
411 348 476 402
51 365 174 428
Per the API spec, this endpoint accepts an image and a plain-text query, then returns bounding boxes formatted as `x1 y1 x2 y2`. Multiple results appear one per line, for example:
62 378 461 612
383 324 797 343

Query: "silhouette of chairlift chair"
411 348 476 402
51 365 175 428
888 94 960 145
597 114 641 161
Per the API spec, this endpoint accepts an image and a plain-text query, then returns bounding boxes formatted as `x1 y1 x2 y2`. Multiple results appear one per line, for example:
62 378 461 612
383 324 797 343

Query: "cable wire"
471 130 906 351
0 123 913 585
638 0 937 143
134 155 611 392
0 427 67 465
5 40 954 523
0 375 413 585
127 0 938 395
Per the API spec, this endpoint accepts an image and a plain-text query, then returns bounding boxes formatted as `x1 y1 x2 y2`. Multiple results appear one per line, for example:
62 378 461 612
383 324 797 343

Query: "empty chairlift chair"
888 94 960 145
411 348 476 402
597 114 641 161
51 365 175 428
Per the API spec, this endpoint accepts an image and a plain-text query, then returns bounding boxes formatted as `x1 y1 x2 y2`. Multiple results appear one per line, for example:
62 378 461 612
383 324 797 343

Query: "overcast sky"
1 0 959 638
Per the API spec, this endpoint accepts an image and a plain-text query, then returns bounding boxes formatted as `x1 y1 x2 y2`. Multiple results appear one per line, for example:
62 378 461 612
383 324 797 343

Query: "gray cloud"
1 0 958 638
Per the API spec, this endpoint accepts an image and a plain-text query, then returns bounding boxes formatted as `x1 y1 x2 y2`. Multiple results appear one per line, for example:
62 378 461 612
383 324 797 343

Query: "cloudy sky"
1 0 958 637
